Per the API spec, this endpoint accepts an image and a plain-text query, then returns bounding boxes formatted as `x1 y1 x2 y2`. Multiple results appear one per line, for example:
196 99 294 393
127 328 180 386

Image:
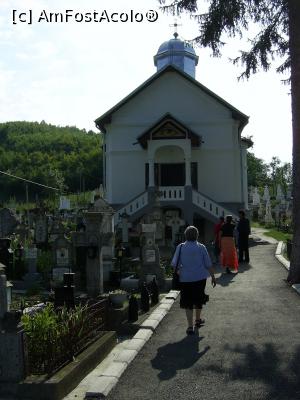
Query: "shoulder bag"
172 244 182 290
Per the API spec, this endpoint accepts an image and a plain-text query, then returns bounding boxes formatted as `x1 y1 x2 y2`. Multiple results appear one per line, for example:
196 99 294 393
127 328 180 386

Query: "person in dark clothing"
237 210 251 263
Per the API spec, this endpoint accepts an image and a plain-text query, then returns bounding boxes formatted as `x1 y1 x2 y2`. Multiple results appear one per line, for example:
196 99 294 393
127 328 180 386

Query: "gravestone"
52 234 72 284
71 231 87 289
264 200 274 224
92 196 114 283
84 212 104 296
120 212 132 245
263 186 270 202
24 244 41 285
166 215 185 246
72 208 114 295
0 208 18 237
140 224 165 288
0 263 27 384
34 216 48 244
252 187 261 206
149 203 165 245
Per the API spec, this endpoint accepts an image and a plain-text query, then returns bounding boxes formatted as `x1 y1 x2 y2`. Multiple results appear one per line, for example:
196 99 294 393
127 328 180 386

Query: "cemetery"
0 178 293 395
0 188 181 400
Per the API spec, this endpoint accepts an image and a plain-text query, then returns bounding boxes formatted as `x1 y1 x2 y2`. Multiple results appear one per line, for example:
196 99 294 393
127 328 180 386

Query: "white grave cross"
166 217 185 244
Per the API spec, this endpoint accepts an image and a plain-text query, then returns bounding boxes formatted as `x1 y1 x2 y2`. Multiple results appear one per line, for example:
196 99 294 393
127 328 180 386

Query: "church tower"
153 32 199 78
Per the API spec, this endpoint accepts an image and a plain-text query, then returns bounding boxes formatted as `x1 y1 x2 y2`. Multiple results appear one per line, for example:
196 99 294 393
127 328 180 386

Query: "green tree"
0 121 102 201
268 156 292 195
159 0 300 284
247 152 270 187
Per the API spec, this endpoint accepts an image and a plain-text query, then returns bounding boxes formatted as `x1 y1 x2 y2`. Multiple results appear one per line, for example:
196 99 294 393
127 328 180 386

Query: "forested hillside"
0 120 291 203
0 121 102 201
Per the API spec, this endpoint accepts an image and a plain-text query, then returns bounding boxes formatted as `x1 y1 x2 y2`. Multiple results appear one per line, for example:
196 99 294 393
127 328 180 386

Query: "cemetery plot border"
24 298 109 377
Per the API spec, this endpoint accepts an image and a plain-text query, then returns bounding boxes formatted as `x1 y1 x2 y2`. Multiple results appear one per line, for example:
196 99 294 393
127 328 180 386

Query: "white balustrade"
114 187 238 226
158 186 185 201
192 190 238 220
114 192 148 225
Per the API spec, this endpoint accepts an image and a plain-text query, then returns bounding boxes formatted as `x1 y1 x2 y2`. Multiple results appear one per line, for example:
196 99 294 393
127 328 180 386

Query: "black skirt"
180 279 208 309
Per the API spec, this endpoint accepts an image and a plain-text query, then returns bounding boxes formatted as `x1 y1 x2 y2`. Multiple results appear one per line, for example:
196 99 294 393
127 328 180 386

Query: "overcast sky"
0 0 292 164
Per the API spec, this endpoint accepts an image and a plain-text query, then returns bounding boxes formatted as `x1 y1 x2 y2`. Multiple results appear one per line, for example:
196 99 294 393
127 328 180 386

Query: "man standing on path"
237 210 251 263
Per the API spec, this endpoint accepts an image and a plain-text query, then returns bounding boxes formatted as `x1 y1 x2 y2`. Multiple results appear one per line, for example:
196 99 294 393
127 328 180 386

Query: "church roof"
95 64 249 133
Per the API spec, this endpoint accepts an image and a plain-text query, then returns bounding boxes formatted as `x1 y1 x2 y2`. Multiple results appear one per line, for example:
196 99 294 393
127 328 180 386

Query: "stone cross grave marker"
166 216 185 245
252 187 261 206
120 213 132 244
140 224 165 288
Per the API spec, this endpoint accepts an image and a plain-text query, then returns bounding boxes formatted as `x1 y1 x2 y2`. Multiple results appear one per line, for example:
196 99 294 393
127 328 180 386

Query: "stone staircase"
113 188 239 227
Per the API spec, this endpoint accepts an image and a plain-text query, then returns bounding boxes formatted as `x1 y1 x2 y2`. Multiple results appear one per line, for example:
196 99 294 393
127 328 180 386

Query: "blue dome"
154 37 199 78
157 38 197 56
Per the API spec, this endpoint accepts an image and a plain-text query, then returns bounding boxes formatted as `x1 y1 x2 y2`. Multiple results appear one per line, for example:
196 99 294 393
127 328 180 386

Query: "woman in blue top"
171 225 216 335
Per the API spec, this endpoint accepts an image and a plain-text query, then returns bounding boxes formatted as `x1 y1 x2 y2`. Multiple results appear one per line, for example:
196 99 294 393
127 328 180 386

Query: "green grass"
251 221 292 242
264 229 292 242
251 221 263 228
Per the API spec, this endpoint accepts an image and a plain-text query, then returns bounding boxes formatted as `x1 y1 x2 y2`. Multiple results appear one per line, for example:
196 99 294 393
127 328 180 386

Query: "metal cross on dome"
169 20 182 39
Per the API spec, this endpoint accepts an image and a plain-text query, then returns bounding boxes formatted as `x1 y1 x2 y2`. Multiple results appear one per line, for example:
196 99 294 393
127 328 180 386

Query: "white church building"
95 33 251 244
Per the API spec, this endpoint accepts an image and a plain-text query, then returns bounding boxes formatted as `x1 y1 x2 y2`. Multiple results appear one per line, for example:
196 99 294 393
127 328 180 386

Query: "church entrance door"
157 163 185 186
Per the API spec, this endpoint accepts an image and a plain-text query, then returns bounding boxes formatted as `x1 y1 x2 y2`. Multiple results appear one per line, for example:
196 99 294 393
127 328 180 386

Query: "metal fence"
24 298 109 376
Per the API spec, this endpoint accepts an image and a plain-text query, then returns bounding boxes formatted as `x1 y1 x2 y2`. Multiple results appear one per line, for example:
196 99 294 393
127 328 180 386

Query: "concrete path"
104 237 300 400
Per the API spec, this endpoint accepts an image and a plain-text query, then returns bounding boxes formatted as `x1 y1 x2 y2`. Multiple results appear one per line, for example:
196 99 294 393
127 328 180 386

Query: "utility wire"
0 170 62 192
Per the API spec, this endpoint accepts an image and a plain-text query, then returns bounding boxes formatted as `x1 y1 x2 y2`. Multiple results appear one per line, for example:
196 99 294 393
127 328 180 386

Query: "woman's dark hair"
225 215 233 223
184 225 199 241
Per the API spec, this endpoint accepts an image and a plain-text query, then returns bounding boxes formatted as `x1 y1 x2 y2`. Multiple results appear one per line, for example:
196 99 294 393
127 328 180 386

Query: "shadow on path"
249 238 272 247
237 262 252 274
207 343 300 400
151 332 210 381
216 272 236 287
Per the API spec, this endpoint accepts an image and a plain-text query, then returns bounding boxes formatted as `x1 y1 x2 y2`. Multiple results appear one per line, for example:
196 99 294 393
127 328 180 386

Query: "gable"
137 113 202 149
95 65 249 133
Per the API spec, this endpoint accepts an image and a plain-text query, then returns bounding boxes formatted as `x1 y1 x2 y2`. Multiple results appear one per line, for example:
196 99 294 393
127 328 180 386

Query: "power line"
0 170 62 192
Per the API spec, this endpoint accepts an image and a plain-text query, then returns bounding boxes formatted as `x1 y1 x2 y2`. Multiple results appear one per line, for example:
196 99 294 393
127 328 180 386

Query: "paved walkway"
103 235 300 400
